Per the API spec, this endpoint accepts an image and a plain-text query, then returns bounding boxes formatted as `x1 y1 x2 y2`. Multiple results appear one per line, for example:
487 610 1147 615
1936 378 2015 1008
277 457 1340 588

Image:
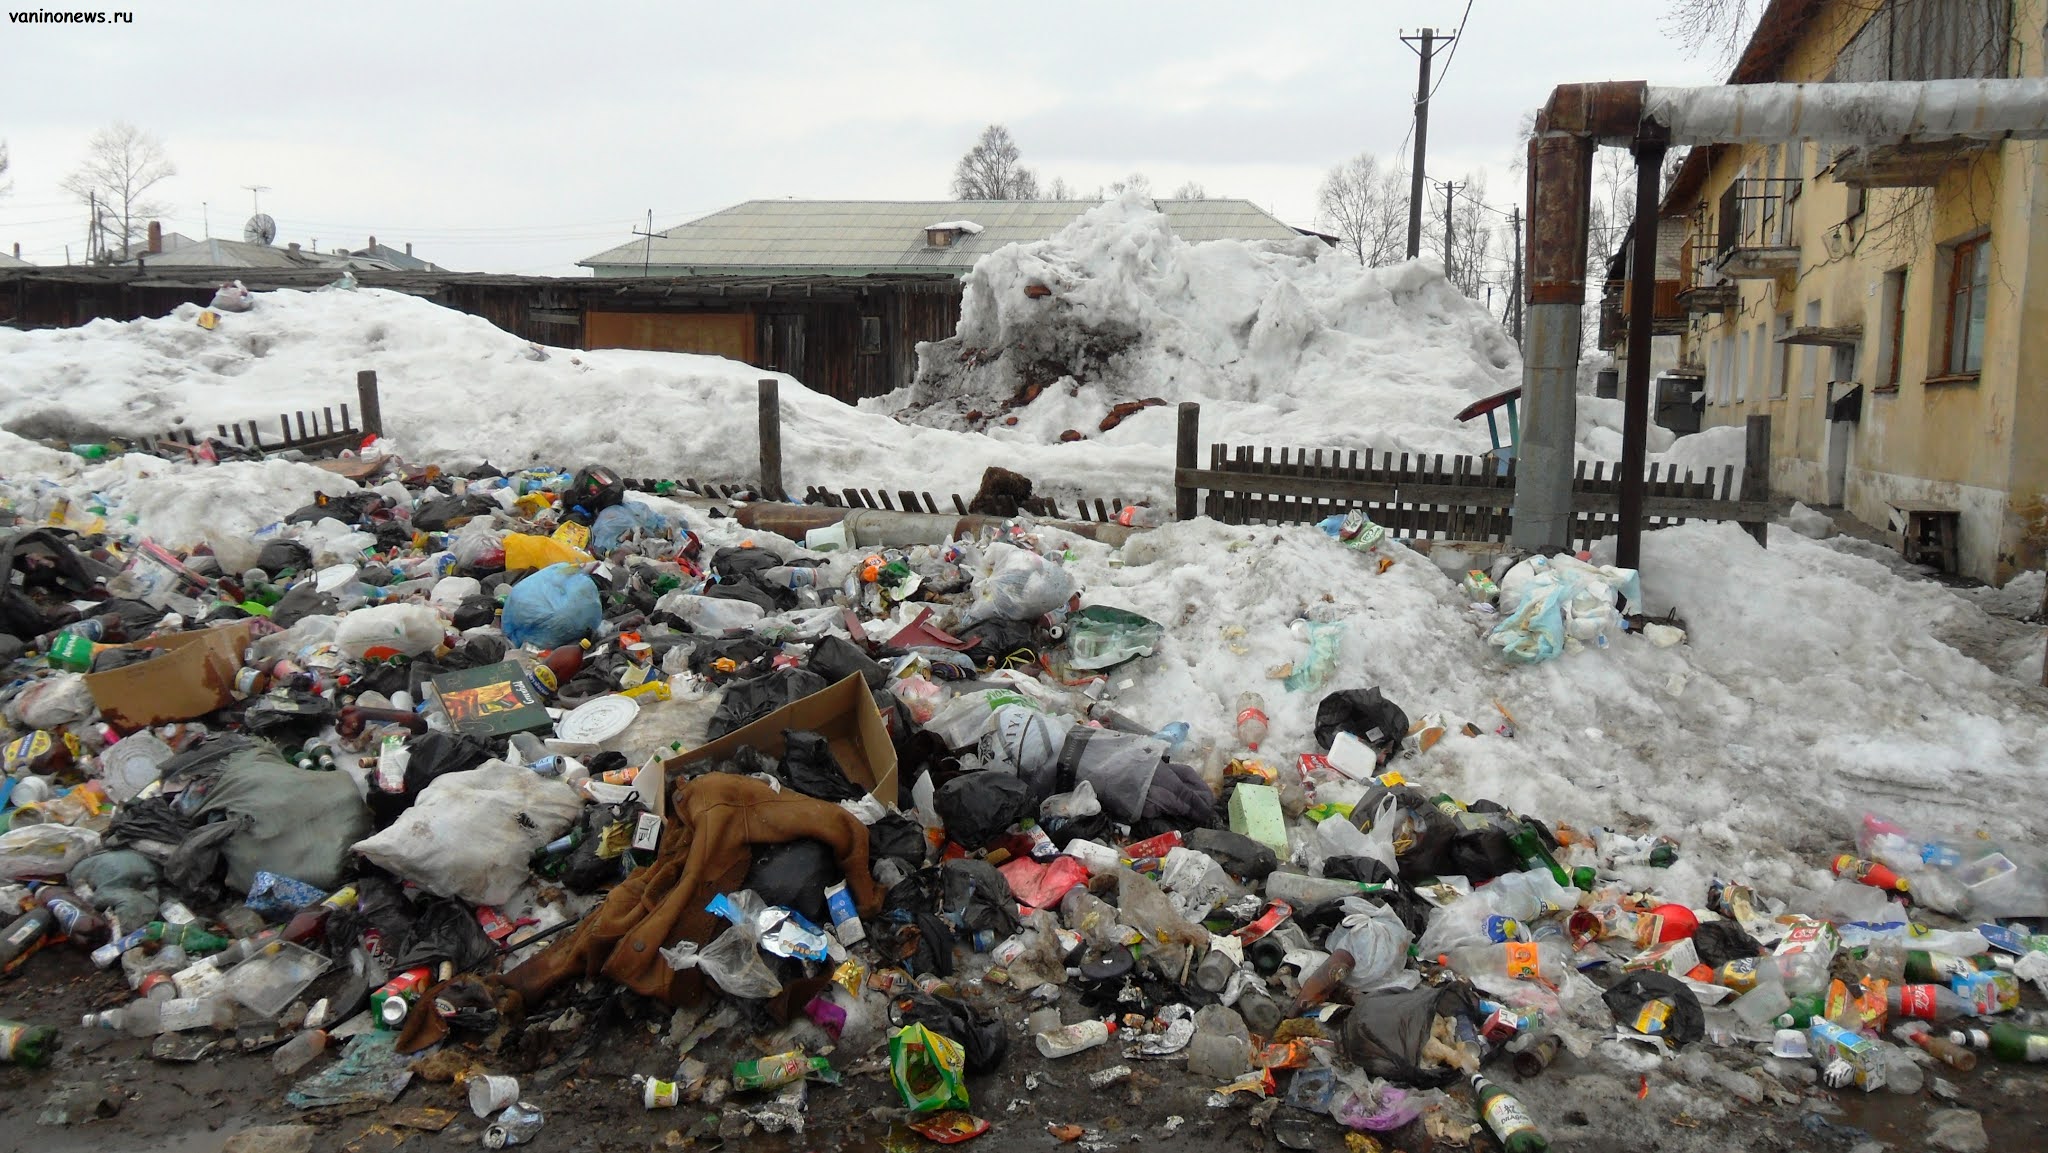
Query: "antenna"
631 209 658 278
243 184 270 213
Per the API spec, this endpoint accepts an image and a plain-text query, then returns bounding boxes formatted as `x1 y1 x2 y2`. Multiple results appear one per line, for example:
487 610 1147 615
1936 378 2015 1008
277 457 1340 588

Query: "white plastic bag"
0 824 101 880
335 602 447 658
1327 896 1417 991
961 544 1075 626
429 576 483 609
11 674 97 729
351 762 581 906
654 592 765 632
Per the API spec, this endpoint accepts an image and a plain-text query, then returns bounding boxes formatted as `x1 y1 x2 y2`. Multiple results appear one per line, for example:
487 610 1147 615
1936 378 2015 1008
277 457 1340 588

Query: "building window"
1844 185 1866 222
1943 235 1989 376
1881 268 1907 388
859 316 883 354
1735 328 1749 402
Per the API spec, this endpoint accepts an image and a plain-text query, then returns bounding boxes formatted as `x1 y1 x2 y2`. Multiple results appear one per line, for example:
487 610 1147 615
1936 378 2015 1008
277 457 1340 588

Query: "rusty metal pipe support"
734 503 1140 548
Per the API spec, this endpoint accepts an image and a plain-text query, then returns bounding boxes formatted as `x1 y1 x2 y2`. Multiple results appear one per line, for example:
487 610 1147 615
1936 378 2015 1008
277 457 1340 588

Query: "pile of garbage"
3 441 2047 1150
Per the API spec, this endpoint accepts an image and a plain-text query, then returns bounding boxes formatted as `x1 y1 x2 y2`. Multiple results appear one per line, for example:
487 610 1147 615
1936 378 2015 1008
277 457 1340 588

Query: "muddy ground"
6 943 2048 1153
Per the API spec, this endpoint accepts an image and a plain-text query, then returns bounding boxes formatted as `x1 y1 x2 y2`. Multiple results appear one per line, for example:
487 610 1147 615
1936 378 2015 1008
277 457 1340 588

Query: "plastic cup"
470 1074 520 1117
642 1077 680 1109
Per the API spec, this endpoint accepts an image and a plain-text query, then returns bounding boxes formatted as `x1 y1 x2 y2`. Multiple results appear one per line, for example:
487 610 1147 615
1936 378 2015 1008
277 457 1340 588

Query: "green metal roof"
578 198 1302 276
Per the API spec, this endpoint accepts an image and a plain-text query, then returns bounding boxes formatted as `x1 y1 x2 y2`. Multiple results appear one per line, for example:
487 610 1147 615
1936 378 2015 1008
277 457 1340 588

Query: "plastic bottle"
0 1020 59 1067
1265 872 1377 908
1912 1030 1978 1071
1292 950 1356 1014
1732 970 1793 1030
0 906 56 972
1886 983 1976 1023
1446 942 1569 985
272 1028 330 1075
158 996 235 1033
1035 1018 1117 1059
1471 1073 1549 1152
1965 1022 2048 1063
283 887 360 946
1233 692 1269 751
1832 854 1909 895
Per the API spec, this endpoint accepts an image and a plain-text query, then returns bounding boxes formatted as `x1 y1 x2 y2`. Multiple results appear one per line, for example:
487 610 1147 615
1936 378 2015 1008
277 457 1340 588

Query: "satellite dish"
243 213 277 246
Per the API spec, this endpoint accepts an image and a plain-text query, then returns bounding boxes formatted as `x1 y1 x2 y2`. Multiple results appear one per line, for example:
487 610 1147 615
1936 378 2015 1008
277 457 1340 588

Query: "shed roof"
578 198 1301 275
0 251 31 269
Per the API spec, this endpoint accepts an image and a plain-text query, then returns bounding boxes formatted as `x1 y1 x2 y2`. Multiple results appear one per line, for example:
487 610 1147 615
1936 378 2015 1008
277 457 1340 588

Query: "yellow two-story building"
1663 0 2046 582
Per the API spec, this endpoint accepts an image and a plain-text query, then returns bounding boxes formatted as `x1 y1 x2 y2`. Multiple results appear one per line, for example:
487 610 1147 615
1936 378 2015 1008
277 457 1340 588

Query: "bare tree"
1171 180 1207 200
952 125 1040 200
1317 151 1409 266
62 122 175 261
1662 0 1758 65
1107 172 1152 196
0 139 10 200
1045 175 1076 201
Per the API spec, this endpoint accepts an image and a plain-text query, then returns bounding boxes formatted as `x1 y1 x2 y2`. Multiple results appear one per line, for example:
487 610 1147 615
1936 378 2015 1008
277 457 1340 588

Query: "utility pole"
1440 179 1462 286
1401 27 1453 259
631 209 657 278
87 191 96 264
1509 205 1525 346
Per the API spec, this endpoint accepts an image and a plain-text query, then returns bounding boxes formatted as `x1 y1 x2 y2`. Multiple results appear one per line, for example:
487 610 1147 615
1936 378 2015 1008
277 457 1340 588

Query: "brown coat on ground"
503 773 884 1007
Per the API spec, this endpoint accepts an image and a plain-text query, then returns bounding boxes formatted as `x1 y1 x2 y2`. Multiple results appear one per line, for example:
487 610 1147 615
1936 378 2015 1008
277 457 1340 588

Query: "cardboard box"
86 621 256 733
663 673 898 807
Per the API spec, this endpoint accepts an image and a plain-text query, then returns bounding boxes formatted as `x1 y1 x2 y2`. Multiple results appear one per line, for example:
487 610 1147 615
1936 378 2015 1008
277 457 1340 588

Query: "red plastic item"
998 855 1091 914
1652 903 1698 942
1122 831 1183 861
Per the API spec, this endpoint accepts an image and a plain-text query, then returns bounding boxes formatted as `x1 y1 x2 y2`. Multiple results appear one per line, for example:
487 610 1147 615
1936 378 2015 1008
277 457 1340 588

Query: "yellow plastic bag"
503 533 591 571
889 1023 969 1113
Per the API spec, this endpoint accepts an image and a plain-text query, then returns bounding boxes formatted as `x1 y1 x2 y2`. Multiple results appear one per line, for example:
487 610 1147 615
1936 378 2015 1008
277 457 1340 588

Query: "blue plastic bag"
503 563 601 648
591 501 674 554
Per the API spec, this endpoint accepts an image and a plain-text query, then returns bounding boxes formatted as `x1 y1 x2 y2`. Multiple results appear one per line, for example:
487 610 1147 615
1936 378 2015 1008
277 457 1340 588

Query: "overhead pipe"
734 502 1141 548
1512 76 2048 556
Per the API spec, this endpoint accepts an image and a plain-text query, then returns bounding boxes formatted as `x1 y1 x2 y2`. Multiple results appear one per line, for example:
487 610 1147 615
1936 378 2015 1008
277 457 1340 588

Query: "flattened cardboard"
85 620 256 732
664 673 898 807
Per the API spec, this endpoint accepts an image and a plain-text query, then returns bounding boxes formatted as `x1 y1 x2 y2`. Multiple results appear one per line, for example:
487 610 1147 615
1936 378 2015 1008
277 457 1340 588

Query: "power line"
1424 0 1476 102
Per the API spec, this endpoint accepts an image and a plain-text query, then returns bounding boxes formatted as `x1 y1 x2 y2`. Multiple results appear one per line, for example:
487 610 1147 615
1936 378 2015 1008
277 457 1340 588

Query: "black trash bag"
1691 920 1766 970
411 495 496 532
1141 762 1218 828
393 898 500 974
867 812 927 865
1323 855 1396 886
451 594 497 631
370 521 414 553
564 466 625 522
1352 785 1459 882
952 618 1040 667
103 794 196 857
934 773 1031 850
703 579 788 615
560 794 650 894
255 539 314 576
708 669 829 741
1313 687 1411 761
1447 827 1523 884
808 635 886 689
1 529 116 639
687 637 774 683
1341 980 1485 1088
890 989 1010 1075
708 547 783 582
0 634 21 664
1042 808 1115 851
270 583 340 628
911 912 956 977
1603 971 1706 1049
95 597 168 638
745 839 840 926
322 874 419 966
239 692 337 745
779 730 865 803
348 661 412 701
941 859 1022 938
366 731 495 827
90 646 161 673
1188 827 1279 882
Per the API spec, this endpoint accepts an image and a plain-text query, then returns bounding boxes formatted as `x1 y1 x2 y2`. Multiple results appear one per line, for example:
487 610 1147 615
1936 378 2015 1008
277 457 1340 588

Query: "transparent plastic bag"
697 891 783 999
962 544 1074 626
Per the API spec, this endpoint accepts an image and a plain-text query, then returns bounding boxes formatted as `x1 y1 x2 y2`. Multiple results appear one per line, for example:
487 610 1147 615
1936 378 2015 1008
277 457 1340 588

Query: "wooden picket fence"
157 370 384 460
1171 402 1773 548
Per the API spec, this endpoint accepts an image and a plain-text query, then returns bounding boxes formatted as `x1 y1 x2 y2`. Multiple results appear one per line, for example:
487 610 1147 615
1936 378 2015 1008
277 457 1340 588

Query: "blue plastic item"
502 563 602 648
591 501 674 554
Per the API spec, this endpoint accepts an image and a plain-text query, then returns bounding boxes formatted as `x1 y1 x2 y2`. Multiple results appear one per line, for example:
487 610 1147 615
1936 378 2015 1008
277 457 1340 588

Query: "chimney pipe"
147 221 163 254
405 242 413 257
10 243 18 259
368 235 377 251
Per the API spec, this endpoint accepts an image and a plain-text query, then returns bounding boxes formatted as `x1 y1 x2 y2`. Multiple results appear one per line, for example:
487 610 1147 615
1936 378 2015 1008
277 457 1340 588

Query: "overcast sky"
0 0 1731 275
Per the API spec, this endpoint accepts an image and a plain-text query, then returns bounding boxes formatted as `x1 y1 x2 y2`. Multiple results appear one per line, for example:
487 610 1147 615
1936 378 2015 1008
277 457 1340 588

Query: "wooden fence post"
1740 413 1772 547
758 378 785 501
1174 402 1202 521
356 370 383 439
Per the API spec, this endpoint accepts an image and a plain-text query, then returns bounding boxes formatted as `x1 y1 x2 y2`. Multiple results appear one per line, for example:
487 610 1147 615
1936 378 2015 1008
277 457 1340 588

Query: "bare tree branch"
1171 180 1207 200
1661 0 1758 66
62 121 174 261
0 140 11 201
951 125 1040 200
1317 152 1409 266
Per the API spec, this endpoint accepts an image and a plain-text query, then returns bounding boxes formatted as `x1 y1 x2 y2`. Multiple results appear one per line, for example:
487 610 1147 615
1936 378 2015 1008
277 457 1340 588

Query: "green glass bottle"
0 1020 59 1067
1508 821 1570 888
1471 1073 1549 1152
1977 1023 2048 1064
142 922 230 954
1774 992 1825 1029
1570 866 1598 891
1905 950 1993 983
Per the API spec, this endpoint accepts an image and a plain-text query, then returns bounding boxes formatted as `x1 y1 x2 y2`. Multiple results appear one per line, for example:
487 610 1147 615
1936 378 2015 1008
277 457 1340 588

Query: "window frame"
858 315 884 355
1942 234 1989 378
1881 267 1907 390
